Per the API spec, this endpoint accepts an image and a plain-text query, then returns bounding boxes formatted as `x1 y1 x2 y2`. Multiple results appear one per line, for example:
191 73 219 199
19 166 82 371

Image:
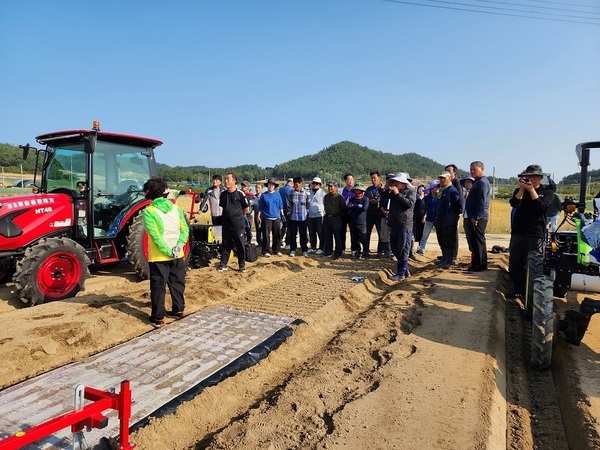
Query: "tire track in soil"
500 270 569 449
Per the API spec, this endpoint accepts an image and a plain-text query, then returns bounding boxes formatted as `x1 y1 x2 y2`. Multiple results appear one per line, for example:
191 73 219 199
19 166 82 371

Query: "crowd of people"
141 160 562 326
199 163 493 282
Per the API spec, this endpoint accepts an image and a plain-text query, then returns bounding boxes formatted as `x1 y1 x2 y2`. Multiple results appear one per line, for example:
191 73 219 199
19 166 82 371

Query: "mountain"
270 141 454 182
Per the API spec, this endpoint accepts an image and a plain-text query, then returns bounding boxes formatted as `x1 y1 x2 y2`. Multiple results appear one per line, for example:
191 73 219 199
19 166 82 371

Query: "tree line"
0 140 586 187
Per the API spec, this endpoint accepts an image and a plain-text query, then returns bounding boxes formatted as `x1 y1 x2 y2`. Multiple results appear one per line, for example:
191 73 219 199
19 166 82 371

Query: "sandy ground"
1 231 599 449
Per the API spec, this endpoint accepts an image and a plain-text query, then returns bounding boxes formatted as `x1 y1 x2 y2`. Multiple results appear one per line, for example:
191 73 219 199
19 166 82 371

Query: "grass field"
487 199 512 234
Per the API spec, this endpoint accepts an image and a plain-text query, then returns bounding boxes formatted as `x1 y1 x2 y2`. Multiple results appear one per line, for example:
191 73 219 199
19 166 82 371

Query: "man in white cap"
435 171 462 268
381 172 416 281
308 177 326 254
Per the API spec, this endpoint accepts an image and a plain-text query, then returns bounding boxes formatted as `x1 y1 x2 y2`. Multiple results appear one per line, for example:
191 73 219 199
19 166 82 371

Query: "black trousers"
464 218 488 269
262 218 281 254
323 215 343 257
221 226 246 267
509 234 544 296
149 258 186 320
289 219 309 252
435 218 458 259
366 214 382 254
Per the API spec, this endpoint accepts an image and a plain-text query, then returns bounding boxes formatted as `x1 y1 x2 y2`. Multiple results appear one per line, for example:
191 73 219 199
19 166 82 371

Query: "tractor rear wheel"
14 237 91 306
530 275 555 370
126 214 150 280
126 214 191 280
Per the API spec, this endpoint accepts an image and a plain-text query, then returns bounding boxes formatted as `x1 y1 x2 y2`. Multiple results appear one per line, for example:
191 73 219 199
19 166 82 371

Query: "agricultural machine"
525 141 600 370
0 122 218 306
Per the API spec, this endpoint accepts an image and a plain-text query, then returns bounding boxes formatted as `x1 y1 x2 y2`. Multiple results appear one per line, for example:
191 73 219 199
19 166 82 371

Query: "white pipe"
571 273 600 293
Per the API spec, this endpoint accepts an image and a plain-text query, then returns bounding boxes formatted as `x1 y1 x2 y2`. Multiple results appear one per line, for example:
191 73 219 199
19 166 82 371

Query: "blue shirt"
279 184 293 210
288 189 310 221
258 191 283 219
424 194 438 223
465 176 491 221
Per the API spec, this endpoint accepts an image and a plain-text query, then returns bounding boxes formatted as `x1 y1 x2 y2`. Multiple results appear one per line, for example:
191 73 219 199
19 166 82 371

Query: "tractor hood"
0 192 74 249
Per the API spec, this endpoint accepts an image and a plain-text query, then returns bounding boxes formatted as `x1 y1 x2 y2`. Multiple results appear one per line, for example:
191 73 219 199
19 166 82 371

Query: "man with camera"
508 164 555 300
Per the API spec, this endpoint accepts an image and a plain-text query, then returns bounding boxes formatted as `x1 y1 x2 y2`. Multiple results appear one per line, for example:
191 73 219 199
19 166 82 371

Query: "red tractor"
2 121 163 305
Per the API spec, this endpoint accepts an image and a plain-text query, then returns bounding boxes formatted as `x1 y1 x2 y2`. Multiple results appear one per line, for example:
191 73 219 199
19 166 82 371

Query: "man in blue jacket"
435 171 462 269
464 161 491 272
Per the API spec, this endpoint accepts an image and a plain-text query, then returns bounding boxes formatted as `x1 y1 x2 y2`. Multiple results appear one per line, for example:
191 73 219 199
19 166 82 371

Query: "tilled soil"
1 241 599 449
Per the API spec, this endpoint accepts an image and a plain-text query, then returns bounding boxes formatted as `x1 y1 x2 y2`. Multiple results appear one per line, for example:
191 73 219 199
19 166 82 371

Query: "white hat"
312 177 322 184
391 172 413 187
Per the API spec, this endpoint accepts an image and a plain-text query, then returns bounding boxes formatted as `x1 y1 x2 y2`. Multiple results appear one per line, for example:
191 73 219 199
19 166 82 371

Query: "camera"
522 177 530 183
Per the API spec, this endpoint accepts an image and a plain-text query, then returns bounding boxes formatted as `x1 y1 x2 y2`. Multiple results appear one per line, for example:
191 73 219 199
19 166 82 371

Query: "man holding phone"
508 164 554 301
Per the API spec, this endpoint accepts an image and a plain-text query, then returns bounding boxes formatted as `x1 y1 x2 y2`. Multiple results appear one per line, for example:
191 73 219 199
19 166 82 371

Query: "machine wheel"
126 214 150 280
530 275 555 371
524 250 544 320
14 237 91 306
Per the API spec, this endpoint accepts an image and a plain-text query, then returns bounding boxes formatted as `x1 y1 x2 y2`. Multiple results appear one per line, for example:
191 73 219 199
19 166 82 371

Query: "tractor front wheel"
14 237 91 306
530 275 555 370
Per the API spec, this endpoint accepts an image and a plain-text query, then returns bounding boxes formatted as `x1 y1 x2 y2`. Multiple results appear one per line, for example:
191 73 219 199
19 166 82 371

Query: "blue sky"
1 0 599 181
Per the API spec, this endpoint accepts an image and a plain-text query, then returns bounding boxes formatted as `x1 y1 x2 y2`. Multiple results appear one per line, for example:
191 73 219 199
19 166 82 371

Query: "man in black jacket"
508 164 554 300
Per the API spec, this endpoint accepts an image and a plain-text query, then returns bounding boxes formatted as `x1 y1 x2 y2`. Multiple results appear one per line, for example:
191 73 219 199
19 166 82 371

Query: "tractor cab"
31 121 162 264
4 122 162 305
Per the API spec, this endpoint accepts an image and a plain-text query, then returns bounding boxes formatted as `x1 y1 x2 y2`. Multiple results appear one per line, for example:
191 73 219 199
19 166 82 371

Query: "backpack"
245 243 259 262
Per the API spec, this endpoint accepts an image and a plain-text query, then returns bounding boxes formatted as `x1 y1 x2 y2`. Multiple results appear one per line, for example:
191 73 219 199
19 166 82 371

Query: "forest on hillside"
0 140 585 186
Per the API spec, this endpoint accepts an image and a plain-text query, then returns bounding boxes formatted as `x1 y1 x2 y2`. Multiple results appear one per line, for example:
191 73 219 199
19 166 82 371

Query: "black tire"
126 214 191 280
524 250 544 320
531 275 554 370
14 237 91 306
126 214 150 280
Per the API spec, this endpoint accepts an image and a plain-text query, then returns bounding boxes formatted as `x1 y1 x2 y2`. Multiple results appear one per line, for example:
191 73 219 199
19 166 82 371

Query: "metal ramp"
0 306 295 449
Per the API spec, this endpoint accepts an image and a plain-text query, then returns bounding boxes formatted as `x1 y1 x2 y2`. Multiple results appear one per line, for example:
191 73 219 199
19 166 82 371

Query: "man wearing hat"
323 180 346 259
308 177 326 254
508 164 554 302
347 183 370 259
417 180 440 255
381 172 416 281
257 178 284 256
435 171 462 268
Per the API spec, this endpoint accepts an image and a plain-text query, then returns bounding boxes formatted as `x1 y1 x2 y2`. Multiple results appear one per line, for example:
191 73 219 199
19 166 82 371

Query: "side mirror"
19 143 30 160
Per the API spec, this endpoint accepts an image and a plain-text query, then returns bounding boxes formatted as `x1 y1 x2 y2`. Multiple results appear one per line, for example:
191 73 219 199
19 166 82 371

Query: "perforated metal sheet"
0 306 294 449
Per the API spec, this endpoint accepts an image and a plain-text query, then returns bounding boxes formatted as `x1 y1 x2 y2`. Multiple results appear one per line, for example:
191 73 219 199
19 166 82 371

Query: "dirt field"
1 232 599 449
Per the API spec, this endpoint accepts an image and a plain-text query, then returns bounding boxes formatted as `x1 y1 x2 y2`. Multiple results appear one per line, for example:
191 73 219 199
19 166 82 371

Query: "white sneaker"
307 249 316 253
276 252 283 256
315 249 323 255
290 251 296 257
263 252 271 257
302 252 309 257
